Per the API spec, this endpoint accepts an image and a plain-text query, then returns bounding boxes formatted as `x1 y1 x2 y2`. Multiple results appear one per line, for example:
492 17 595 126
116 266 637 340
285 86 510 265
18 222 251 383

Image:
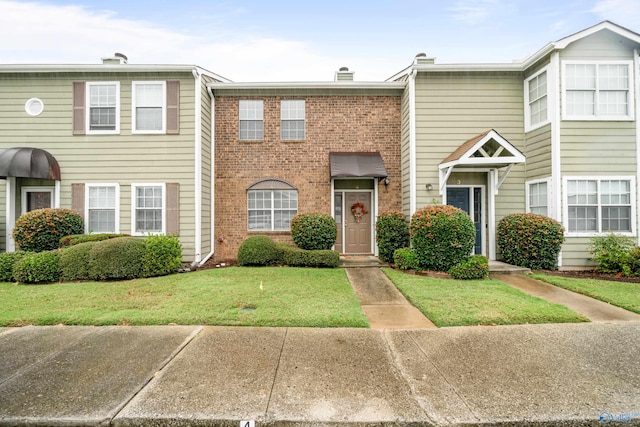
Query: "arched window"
247 179 298 231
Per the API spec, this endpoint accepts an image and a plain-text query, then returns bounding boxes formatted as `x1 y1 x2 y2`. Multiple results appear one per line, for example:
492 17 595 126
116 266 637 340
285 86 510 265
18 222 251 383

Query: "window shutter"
166 183 180 235
166 80 180 134
71 183 85 221
72 82 85 135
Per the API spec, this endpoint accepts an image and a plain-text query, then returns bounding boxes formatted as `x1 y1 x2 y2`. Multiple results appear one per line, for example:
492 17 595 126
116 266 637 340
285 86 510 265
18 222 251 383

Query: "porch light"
384 178 390 186
425 183 433 191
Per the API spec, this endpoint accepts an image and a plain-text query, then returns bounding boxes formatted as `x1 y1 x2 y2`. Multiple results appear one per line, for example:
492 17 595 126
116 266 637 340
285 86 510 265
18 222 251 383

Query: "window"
86 184 119 233
563 62 633 120
21 187 53 214
525 70 548 130
239 100 264 140
564 177 634 234
86 82 120 134
132 82 166 133
132 183 165 235
527 180 549 216
248 190 298 231
281 100 305 140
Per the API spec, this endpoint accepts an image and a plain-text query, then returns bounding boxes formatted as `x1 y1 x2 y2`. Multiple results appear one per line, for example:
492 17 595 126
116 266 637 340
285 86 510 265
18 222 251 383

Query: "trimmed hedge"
410 205 476 272
13 208 84 252
448 255 489 280
143 235 183 277
497 213 564 270
290 213 337 250
237 235 281 266
14 251 61 284
376 211 409 263
278 243 339 268
88 237 146 280
59 242 98 281
60 233 130 248
393 248 419 271
0 251 27 282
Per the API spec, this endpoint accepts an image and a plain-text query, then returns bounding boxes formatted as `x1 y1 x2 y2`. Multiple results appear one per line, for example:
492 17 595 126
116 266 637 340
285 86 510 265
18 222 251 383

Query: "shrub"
448 255 489 280
277 243 339 268
497 213 564 270
14 251 61 284
143 235 183 277
410 205 476 272
376 211 409 263
13 208 84 252
60 233 129 248
290 213 337 250
393 247 419 271
590 234 636 275
237 236 281 266
88 237 146 280
59 242 98 281
0 251 27 282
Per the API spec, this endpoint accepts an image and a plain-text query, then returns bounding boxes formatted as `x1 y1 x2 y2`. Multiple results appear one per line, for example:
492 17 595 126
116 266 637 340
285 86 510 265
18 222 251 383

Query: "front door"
344 192 372 254
446 187 483 255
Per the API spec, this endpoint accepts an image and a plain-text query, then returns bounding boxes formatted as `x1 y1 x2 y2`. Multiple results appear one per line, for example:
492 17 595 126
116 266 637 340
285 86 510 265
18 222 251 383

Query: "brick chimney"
335 66 354 81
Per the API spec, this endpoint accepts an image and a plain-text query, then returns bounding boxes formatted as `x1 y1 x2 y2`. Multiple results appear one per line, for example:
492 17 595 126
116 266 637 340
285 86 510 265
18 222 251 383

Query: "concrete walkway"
0 323 639 426
345 267 436 329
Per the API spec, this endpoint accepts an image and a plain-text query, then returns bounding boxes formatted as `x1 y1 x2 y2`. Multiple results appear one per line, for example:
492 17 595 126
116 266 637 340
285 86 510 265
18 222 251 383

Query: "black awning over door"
0 147 61 180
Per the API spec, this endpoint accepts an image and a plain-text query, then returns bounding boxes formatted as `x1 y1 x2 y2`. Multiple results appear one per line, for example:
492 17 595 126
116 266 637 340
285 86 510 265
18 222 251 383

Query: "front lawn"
0 267 369 328
530 274 640 314
383 268 588 327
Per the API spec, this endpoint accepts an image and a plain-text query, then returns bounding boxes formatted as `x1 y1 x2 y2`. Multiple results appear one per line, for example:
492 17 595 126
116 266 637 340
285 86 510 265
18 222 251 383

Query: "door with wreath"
344 192 372 254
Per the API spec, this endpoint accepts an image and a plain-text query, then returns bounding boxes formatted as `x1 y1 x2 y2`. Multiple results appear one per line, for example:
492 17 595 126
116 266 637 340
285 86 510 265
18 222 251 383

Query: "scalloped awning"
0 147 61 180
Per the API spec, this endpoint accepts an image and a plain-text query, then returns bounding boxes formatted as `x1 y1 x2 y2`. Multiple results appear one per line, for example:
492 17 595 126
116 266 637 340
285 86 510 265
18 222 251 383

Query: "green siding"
525 123 552 179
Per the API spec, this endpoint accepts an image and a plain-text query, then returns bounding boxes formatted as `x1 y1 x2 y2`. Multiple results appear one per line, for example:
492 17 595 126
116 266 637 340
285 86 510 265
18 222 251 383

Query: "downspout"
199 87 216 266
191 68 203 267
549 51 563 266
409 68 417 215
635 49 640 245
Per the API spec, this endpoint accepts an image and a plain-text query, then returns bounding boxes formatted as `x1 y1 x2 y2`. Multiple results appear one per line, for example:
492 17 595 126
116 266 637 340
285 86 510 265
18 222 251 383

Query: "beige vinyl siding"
0 71 198 260
562 238 595 267
525 123 552 179
561 29 638 60
400 87 411 216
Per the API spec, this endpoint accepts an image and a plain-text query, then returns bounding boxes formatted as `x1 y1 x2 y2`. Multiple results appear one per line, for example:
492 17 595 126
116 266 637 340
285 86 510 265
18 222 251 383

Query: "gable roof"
440 129 525 169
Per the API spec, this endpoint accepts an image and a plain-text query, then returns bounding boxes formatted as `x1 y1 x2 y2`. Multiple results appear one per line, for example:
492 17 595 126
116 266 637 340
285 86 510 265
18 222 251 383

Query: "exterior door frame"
443 184 487 256
331 178 379 255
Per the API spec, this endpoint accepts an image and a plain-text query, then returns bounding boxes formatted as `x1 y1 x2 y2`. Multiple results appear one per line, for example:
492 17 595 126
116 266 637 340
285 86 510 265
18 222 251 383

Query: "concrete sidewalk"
1 323 639 426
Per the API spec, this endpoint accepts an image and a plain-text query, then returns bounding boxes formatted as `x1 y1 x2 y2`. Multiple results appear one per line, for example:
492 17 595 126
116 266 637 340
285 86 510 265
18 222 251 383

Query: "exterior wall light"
384 178 390 186
425 183 433 191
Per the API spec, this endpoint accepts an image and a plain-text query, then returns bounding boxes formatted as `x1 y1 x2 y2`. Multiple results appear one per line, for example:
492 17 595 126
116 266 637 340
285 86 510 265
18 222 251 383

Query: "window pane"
90 107 116 130
248 189 297 230
598 91 628 116
89 209 115 233
566 90 595 116
136 84 163 107
136 107 163 131
602 206 631 232
248 210 271 230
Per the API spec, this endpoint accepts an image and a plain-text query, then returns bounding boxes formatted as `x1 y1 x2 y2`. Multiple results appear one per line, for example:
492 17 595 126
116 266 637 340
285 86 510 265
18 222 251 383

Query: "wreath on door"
351 202 368 223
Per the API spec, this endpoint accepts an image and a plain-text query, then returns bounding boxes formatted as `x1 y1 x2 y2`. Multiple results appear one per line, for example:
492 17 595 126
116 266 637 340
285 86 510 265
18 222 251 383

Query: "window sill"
565 232 636 238
281 140 306 143
239 140 264 144
248 230 291 235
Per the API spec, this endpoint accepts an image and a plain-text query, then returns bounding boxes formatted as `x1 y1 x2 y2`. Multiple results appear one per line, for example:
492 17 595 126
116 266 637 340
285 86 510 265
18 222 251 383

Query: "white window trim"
524 67 550 132
85 183 120 234
20 186 54 214
562 176 636 237
239 100 264 141
561 60 635 121
280 99 305 141
85 82 120 135
247 189 298 231
132 81 167 134
525 177 551 215
131 183 166 236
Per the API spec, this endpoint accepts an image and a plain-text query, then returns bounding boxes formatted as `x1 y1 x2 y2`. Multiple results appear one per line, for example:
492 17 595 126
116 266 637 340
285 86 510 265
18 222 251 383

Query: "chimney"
413 53 435 65
102 52 128 65
335 66 354 81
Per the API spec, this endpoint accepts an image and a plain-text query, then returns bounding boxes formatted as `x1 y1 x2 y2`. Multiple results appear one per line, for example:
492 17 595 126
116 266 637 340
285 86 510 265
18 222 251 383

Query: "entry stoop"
489 260 531 275
339 255 388 268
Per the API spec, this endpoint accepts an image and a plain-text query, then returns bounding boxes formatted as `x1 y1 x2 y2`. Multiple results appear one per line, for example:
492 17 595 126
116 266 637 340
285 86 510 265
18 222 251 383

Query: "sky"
1 0 640 82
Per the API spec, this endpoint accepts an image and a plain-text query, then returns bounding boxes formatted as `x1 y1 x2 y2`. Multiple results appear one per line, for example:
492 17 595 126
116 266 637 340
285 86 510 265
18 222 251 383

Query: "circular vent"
25 98 44 116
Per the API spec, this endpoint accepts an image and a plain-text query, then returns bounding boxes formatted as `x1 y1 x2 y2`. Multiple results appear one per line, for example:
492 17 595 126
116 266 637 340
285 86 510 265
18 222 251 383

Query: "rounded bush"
410 205 475 272
0 251 27 282
13 208 84 252
448 255 489 280
59 242 98 281
393 248 419 271
277 243 339 268
59 233 129 248
497 213 564 270
143 235 183 277
590 233 635 274
88 237 146 280
376 211 409 263
237 236 281 266
290 213 337 250
14 251 61 284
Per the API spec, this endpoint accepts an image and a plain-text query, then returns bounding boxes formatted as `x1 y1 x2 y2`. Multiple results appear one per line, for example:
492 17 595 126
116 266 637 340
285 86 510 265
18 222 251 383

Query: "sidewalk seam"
264 327 288 418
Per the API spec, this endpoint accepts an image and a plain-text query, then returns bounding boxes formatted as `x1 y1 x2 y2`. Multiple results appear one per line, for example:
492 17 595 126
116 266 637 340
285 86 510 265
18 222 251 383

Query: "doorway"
446 186 484 255
334 179 375 254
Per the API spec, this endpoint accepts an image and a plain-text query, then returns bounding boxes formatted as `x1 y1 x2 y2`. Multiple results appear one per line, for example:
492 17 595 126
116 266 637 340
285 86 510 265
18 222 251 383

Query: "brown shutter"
166 183 180 235
166 80 180 134
72 82 85 135
71 183 85 222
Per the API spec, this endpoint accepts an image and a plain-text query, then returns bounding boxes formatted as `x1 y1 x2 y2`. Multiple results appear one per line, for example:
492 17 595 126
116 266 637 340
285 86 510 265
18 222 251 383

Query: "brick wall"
213 95 402 261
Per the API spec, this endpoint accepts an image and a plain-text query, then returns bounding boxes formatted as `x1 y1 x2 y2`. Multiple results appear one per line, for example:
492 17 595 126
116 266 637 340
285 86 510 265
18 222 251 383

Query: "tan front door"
344 192 372 254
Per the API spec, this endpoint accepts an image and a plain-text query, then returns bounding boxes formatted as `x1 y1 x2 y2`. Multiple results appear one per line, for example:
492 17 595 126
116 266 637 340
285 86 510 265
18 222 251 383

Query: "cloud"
449 0 499 25
591 0 640 26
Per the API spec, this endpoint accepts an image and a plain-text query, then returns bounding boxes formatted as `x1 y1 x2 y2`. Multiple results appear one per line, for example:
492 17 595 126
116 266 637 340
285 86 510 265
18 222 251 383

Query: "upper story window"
132 81 166 134
239 100 264 140
525 69 548 131
86 82 120 134
562 61 634 120
281 100 305 140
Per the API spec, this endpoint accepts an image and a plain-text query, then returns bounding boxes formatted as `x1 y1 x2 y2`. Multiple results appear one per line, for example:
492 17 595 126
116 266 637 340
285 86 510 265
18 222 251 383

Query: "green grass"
530 274 640 314
0 267 369 328
383 268 588 327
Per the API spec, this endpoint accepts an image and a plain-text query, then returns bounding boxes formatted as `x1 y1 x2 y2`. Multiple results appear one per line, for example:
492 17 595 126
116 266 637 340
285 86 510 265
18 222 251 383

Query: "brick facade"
213 95 402 261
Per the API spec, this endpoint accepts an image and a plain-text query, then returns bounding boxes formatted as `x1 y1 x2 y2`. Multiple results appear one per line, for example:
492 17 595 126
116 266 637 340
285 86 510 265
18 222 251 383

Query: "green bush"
277 243 339 268
59 233 129 247
88 237 146 280
590 234 636 275
410 205 475 272
59 242 98 281
14 251 61 284
376 211 409 263
143 235 183 277
497 213 564 270
0 251 27 282
448 255 489 280
237 236 281 266
13 208 84 252
393 247 419 271
290 213 337 250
